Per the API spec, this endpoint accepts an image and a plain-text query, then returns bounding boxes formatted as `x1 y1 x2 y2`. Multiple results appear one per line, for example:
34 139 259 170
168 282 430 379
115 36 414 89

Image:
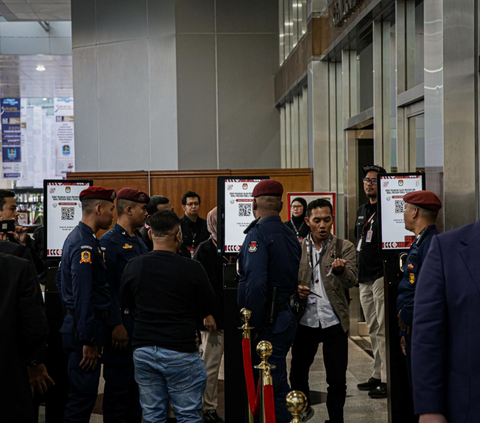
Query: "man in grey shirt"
289 199 357 423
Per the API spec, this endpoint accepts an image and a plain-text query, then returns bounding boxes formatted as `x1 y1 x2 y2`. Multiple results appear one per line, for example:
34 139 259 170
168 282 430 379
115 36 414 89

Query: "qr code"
395 200 405 214
239 203 252 217
61 207 75 220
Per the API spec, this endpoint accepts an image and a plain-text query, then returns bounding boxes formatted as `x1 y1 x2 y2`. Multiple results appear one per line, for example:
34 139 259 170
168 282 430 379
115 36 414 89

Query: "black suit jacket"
0 253 48 421
412 220 480 422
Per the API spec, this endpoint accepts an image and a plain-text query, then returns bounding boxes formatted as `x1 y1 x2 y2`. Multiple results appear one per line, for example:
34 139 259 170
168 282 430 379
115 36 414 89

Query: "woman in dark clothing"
285 197 310 241
194 207 229 423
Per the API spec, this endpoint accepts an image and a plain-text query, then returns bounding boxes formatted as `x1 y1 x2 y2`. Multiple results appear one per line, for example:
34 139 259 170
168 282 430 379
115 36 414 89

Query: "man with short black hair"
139 195 174 251
58 186 117 423
122 210 216 422
180 191 209 258
290 199 357 423
0 189 43 273
100 188 150 423
355 164 388 398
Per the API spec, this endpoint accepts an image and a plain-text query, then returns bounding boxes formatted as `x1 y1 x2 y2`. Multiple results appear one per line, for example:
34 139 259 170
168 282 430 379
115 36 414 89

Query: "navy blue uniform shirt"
100 223 148 326
237 215 302 331
59 221 112 342
397 225 439 330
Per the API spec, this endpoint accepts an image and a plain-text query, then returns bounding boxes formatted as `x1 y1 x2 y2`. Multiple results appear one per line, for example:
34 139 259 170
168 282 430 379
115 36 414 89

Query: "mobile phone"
0 219 15 233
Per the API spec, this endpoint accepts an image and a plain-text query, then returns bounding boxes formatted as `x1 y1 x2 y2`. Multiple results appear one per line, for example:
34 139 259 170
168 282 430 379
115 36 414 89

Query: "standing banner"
217 176 269 254
54 98 75 176
44 179 92 258
1 98 22 179
377 172 425 250
286 192 337 235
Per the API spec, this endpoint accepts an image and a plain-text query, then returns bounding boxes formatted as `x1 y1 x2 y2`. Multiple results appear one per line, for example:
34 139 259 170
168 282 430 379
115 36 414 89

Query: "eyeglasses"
363 178 377 184
186 202 199 207
292 205 303 209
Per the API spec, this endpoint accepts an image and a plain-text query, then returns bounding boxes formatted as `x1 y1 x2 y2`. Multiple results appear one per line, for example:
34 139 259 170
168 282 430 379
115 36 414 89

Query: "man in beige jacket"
289 199 357 423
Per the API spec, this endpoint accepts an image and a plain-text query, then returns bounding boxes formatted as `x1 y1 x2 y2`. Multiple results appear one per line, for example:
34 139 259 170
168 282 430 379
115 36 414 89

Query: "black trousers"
289 323 348 423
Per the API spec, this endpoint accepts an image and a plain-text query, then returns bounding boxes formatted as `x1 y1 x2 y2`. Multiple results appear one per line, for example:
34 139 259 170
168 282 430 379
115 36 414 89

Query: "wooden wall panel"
150 170 227 223
68 168 313 231
67 171 149 237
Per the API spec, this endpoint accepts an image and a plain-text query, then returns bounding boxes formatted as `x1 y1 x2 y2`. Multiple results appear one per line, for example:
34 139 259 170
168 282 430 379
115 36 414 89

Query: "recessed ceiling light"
43 98 47 101
36 65 46 72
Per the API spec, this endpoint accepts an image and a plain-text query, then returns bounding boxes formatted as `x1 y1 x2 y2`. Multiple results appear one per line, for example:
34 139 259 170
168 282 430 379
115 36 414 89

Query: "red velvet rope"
263 384 276 423
242 338 258 415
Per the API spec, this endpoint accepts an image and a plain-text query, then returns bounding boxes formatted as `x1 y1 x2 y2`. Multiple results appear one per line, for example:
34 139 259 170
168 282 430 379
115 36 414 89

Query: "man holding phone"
0 189 43 273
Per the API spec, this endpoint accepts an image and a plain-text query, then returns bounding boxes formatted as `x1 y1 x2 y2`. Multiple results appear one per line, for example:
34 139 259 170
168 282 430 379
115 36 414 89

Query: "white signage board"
45 180 92 257
378 173 424 250
223 179 264 253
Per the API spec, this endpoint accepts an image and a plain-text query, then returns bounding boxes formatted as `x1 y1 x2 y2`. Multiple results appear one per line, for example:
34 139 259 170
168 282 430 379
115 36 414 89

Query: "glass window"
356 34 374 113
406 0 424 89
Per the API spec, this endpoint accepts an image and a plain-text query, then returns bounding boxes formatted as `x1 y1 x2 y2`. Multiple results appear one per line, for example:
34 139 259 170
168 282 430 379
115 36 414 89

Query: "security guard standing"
100 188 149 423
58 186 117 423
397 190 441 388
237 179 301 423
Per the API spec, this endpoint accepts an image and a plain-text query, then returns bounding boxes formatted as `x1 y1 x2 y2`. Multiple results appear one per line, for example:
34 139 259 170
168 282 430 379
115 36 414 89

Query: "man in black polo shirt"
355 165 387 399
179 191 209 258
122 210 216 423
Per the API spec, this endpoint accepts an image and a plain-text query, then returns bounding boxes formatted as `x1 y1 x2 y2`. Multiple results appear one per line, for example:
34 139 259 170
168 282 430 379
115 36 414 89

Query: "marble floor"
39 337 387 423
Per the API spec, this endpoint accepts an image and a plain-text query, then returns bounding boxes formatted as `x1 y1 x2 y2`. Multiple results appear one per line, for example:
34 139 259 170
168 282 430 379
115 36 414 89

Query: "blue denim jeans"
133 346 207 423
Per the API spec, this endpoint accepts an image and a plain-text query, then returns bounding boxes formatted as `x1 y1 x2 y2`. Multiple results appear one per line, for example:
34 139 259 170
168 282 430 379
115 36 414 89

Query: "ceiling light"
36 65 46 72
43 98 47 101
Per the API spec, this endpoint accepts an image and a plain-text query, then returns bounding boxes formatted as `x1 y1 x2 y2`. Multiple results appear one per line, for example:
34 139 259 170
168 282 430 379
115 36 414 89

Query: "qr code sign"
61 207 75 220
395 200 405 214
238 203 252 217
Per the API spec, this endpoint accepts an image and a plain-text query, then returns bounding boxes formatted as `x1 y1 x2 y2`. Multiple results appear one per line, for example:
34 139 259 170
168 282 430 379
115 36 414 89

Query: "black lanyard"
307 234 332 270
292 221 305 238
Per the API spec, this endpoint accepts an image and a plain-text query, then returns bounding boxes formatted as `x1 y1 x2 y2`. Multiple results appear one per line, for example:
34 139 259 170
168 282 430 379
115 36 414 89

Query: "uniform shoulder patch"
79 250 92 264
123 244 133 249
81 245 93 250
407 263 414 271
248 241 258 253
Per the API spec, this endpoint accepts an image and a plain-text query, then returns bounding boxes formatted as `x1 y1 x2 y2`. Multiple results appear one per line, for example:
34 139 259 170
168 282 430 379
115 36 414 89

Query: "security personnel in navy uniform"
58 186 117 423
396 190 441 389
237 179 302 423
100 188 149 423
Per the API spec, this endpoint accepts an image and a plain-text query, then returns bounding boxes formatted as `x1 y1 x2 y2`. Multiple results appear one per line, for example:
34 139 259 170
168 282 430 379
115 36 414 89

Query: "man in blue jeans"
121 210 217 423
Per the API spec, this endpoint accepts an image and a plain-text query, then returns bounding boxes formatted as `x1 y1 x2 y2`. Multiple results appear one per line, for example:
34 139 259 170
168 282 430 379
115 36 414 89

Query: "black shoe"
368 382 387 398
357 377 381 391
203 409 225 423
300 406 314 422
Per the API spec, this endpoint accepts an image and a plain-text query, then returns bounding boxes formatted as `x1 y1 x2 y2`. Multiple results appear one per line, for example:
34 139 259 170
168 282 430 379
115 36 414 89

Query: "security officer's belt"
67 309 109 321
277 301 288 313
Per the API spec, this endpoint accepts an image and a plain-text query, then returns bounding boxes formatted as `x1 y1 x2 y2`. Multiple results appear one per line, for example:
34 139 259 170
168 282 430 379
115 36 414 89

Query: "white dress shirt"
300 235 340 329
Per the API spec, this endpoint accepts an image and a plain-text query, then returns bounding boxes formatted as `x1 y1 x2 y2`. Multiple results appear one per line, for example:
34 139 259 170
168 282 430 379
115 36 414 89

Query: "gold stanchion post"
239 309 255 423
255 341 276 423
286 390 307 423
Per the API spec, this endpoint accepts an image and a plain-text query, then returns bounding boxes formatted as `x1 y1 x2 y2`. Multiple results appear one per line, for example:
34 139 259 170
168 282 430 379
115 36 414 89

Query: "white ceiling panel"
0 0 71 20
0 53 72 97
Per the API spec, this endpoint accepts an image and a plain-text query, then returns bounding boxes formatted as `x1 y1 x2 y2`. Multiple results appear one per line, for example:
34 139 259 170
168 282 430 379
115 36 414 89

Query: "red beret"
79 186 116 202
252 179 284 198
403 190 442 212
117 188 150 204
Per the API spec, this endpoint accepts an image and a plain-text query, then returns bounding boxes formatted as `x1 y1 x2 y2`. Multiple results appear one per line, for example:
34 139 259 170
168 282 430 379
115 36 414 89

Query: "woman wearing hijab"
285 197 310 241
194 207 229 423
